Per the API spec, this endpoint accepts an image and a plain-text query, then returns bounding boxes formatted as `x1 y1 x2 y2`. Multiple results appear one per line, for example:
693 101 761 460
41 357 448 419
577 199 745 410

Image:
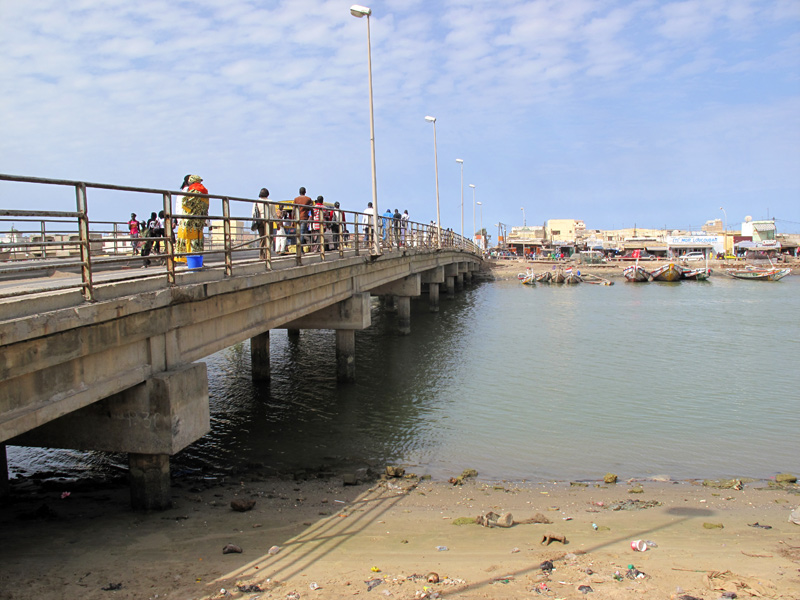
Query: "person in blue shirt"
382 208 393 244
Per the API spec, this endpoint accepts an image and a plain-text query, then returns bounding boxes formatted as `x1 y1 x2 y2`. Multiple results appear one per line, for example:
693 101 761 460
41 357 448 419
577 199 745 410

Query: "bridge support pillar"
0 444 8 499
287 329 300 341
446 276 456 296
396 296 411 335
335 330 356 382
428 283 440 312
456 273 464 291
465 270 473 283
129 453 171 511
251 331 270 382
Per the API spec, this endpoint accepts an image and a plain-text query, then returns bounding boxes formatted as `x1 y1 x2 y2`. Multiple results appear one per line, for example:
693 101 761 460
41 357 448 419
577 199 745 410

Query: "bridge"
0 174 483 509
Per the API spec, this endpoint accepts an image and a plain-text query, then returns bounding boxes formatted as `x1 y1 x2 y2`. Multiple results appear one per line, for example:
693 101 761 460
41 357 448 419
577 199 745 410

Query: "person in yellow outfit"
175 175 208 262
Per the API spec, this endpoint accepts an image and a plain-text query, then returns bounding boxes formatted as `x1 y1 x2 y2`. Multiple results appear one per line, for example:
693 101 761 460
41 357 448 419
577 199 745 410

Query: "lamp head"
424 116 436 123
455 158 463 164
469 184 475 189
477 201 482 205
350 5 371 17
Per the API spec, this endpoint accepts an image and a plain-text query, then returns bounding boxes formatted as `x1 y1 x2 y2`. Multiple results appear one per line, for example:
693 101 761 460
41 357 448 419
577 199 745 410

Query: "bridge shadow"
211 485 717 597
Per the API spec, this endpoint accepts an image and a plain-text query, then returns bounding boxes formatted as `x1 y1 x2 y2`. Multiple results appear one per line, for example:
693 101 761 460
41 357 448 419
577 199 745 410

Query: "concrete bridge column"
129 453 171 510
287 328 300 340
456 273 464 291
282 293 372 383
396 296 411 335
421 267 444 313
10 362 210 511
444 263 459 297
0 444 8 499
251 331 270 382
335 329 356 382
465 270 473 283
428 283 440 312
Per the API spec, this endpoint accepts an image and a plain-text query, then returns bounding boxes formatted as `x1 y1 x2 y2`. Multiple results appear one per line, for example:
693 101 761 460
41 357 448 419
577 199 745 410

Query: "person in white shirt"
361 201 374 244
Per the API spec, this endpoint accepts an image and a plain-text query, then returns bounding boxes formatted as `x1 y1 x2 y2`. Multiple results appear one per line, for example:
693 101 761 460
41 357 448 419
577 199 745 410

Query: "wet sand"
1 473 798 599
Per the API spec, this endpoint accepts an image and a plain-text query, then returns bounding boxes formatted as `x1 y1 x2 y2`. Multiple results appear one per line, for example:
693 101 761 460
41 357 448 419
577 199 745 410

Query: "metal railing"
0 173 481 303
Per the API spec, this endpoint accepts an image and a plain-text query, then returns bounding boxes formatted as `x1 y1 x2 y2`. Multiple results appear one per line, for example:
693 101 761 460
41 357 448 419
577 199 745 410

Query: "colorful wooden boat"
535 271 552 283
563 268 583 284
650 263 683 282
550 270 566 283
681 267 712 281
726 266 791 281
623 264 651 282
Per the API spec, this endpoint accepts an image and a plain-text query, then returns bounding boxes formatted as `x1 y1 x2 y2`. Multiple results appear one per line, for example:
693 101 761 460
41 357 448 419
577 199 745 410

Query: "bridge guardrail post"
75 182 95 302
162 192 176 285
294 206 302 266
222 197 232 277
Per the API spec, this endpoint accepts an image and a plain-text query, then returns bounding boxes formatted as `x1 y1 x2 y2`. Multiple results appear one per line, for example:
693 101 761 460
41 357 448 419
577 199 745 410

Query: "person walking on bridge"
294 187 313 248
175 174 208 262
362 201 374 245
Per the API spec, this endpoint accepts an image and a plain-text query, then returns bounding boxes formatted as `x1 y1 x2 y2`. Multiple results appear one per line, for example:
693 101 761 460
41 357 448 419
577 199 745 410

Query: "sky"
1 0 799 236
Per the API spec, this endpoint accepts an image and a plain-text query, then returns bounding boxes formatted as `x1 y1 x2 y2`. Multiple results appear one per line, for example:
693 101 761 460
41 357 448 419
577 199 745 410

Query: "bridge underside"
0 251 480 508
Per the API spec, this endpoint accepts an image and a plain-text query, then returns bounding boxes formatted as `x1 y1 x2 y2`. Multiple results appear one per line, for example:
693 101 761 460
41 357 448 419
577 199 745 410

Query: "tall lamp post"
350 5 380 255
424 116 441 248
477 201 483 250
456 158 464 248
719 206 728 259
469 184 476 241
520 206 526 227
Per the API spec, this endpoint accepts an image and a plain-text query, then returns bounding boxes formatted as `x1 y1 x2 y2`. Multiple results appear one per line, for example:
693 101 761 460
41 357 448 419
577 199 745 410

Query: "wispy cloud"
0 0 797 231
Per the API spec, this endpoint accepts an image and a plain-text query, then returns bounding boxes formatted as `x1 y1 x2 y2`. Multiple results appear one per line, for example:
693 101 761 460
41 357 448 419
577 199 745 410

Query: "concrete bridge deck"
1 244 481 508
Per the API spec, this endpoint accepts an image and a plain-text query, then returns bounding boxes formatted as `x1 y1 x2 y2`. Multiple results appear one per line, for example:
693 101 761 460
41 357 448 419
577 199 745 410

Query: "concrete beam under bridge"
280 293 371 383
11 363 209 510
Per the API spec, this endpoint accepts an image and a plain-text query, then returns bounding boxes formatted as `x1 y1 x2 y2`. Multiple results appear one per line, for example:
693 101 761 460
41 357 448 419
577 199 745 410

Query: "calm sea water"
7 274 800 483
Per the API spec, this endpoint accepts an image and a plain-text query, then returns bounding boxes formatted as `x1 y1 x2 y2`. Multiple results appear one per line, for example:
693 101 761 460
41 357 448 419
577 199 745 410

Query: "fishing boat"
623 264 651 282
650 263 683 282
681 267 712 281
518 269 536 285
550 270 566 284
725 266 791 281
535 271 552 283
563 268 583 284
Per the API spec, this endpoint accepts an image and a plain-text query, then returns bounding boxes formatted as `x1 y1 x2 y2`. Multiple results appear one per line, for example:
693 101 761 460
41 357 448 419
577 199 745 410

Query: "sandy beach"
1 470 799 600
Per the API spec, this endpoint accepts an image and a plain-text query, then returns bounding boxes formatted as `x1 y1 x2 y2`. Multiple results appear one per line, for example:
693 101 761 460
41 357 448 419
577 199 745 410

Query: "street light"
456 159 464 248
424 116 441 248
350 4 380 255
469 184 476 241
719 206 727 259
477 201 483 250
520 206 526 227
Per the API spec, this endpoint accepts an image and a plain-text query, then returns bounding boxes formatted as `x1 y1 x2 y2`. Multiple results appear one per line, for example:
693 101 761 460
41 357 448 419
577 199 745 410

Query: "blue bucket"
186 255 203 269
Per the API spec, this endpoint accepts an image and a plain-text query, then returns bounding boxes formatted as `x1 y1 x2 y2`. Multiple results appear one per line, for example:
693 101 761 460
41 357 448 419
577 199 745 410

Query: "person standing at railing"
293 187 313 249
401 210 409 247
174 174 208 262
329 201 344 250
382 208 392 246
128 213 140 255
362 201 374 244
392 209 402 248
251 188 270 259
310 196 327 253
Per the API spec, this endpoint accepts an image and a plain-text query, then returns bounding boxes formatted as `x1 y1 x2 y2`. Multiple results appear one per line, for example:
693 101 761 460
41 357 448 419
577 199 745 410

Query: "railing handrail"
0 172 483 303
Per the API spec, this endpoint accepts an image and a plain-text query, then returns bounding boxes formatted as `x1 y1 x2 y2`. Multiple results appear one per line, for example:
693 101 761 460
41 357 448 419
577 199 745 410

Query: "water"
7 275 800 483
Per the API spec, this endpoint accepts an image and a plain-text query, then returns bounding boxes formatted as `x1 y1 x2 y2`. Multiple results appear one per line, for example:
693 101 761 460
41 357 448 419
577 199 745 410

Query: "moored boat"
563 268 583 284
681 267 712 281
623 264 651 282
535 271 552 283
550 270 566 284
726 266 791 281
650 263 683 282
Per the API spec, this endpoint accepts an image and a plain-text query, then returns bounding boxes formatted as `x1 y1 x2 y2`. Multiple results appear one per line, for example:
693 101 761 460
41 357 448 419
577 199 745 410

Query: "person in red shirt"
128 213 140 255
293 187 313 248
